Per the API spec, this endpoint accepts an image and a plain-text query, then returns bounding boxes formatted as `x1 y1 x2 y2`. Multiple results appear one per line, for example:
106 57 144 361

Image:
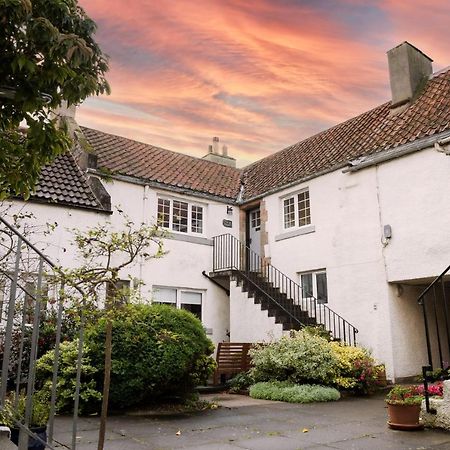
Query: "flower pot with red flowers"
385 385 424 430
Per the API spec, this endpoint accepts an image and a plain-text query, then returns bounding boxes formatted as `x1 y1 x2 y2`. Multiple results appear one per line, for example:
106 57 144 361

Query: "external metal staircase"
211 234 358 346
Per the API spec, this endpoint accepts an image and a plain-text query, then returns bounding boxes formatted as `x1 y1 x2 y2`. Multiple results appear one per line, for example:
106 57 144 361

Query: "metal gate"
0 216 86 449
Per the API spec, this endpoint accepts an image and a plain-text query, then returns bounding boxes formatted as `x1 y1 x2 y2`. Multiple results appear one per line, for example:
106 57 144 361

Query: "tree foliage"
0 0 110 199
86 304 216 409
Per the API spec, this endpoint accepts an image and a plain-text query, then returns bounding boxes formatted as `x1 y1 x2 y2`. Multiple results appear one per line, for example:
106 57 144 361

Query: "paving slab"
51 392 450 449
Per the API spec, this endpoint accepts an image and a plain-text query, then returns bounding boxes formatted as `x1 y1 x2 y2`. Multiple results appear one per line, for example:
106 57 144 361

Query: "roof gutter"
343 130 450 173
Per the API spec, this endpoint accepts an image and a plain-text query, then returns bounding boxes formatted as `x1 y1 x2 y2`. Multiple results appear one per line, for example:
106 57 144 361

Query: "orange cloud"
77 0 449 164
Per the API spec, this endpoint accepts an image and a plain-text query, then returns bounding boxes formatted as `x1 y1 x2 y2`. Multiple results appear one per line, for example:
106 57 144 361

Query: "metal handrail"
212 233 358 345
419 264 450 413
418 264 450 301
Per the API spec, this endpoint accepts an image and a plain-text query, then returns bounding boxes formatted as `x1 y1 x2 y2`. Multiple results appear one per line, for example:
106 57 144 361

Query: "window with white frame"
157 197 204 234
250 209 261 231
152 287 203 320
282 189 311 229
300 270 327 304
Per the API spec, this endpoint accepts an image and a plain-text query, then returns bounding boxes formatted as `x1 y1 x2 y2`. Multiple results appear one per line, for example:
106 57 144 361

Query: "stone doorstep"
421 379 450 430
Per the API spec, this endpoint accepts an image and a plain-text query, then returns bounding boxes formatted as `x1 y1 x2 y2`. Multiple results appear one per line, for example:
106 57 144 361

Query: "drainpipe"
138 185 150 296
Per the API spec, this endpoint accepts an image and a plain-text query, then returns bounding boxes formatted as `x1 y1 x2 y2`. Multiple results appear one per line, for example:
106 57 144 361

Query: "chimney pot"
222 145 228 157
208 144 213 154
212 136 219 154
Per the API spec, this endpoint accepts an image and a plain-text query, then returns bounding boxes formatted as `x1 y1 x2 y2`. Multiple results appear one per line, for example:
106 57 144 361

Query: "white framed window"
157 197 204 235
152 286 203 320
300 270 327 304
282 188 311 229
250 209 261 231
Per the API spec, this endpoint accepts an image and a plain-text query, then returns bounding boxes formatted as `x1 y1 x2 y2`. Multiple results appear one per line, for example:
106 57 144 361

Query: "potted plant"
0 390 50 450
385 384 424 430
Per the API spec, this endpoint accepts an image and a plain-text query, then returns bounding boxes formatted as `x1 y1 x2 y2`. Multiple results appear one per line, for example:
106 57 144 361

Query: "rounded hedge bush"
249 381 340 403
85 303 216 409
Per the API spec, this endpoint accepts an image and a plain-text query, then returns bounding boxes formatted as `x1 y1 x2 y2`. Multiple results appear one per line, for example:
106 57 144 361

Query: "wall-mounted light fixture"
227 206 233 215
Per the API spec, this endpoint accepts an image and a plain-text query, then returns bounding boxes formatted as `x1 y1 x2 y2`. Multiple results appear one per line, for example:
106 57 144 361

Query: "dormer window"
157 197 204 235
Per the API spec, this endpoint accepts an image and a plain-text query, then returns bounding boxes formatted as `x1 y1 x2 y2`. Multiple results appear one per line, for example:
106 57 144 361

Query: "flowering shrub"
385 385 423 406
249 329 381 395
330 342 379 394
416 382 443 397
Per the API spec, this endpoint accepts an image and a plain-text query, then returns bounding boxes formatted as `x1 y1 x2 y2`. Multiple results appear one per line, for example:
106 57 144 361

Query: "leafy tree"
0 0 110 199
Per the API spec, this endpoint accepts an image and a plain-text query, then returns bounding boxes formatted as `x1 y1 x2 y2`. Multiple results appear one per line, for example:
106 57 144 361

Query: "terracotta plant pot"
387 404 423 430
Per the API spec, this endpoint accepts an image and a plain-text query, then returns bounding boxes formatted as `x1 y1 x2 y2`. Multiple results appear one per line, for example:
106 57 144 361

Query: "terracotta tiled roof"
31 151 105 210
242 68 450 200
80 127 242 201
34 68 449 208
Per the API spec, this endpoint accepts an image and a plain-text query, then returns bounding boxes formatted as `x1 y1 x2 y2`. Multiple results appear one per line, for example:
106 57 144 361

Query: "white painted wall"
261 146 450 379
3 176 240 346
229 279 283 342
377 148 450 282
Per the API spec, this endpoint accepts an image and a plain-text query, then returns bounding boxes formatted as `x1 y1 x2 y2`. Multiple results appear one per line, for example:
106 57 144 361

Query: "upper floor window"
282 189 311 229
157 197 204 234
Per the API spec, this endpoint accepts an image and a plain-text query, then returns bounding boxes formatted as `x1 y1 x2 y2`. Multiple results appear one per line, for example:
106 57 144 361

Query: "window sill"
275 225 315 242
165 232 213 246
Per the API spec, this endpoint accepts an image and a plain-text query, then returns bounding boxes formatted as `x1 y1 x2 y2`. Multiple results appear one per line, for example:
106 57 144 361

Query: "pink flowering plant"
385 385 423 406
416 381 444 397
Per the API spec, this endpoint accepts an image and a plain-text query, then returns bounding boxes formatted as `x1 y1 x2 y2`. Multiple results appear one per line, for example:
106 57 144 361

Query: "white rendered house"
3 42 450 382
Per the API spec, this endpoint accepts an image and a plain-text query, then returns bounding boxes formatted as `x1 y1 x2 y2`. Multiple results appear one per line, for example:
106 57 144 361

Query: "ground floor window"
300 270 328 304
152 286 203 320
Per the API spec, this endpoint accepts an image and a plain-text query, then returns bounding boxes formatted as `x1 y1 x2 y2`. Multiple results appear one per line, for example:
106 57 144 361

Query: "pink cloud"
77 0 449 164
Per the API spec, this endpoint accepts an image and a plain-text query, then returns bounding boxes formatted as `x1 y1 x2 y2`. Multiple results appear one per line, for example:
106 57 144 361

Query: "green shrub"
0 390 50 428
85 303 216 409
35 340 102 414
227 371 255 393
302 325 332 341
250 382 340 403
249 330 338 385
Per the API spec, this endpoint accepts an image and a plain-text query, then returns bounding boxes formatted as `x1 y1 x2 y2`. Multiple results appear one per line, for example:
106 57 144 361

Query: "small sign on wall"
223 219 233 228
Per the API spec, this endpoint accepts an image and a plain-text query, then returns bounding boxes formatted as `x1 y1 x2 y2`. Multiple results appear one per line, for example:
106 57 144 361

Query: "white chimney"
202 137 236 168
212 136 220 154
387 42 433 113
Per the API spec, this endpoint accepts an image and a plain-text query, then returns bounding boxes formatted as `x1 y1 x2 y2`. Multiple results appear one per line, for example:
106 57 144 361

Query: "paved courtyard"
53 392 450 449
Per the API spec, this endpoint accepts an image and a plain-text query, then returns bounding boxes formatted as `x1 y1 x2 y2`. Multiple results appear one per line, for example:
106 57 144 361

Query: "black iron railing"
212 234 358 345
419 264 450 413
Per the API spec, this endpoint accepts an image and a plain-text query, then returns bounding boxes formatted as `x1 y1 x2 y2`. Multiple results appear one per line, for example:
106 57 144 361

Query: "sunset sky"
77 0 450 167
